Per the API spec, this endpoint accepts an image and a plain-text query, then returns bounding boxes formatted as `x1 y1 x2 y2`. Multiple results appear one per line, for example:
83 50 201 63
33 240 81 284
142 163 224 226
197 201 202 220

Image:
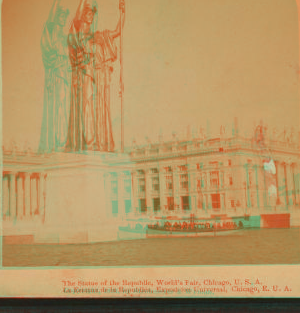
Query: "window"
165 175 173 190
181 196 190 210
180 174 189 190
197 163 204 170
153 198 160 212
202 173 207 188
125 200 131 214
167 182 173 190
140 199 147 212
179 165 188 171
231 200 235 208
167 197 174 211
164 166 172 173
139 178 145 192
137 169 145 175
112 200 118 215
111 180 118 195
152 177 160 191
229 176 233 186
197 179 201 191
125 179 131 193
228 160 231 166
151 168 158 174
210 171 219 188
211 194 221 209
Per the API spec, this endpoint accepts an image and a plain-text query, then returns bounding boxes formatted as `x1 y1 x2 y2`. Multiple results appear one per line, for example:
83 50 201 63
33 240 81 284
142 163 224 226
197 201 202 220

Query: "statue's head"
82 2 97 25
55 6 70 27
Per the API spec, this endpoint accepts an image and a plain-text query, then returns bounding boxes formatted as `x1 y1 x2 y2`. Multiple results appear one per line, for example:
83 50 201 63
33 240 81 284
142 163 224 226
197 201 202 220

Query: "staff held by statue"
119 0 125 152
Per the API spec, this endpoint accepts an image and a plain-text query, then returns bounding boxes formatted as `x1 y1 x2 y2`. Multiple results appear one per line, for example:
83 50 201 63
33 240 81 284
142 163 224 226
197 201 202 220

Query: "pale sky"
2 0 300 151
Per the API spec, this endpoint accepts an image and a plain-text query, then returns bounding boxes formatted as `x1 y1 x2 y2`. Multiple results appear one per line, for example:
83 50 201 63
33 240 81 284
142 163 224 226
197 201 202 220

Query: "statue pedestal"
33 151 134 244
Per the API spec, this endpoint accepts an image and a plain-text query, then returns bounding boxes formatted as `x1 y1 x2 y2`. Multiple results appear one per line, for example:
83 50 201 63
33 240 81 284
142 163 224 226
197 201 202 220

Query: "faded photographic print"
1 0 300 298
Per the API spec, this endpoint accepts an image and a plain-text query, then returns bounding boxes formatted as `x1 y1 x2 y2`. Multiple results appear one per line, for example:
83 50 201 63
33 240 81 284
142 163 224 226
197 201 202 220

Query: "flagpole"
120 0 124 153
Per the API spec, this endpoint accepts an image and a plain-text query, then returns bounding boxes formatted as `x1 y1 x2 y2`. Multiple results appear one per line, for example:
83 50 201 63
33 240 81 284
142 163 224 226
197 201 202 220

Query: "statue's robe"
39 23 70 153
65 22 117 152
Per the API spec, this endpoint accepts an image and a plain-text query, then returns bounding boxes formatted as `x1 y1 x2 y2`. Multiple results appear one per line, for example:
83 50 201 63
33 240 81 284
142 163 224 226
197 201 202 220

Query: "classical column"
16 173 23 219
283 163 289 208
189 166 196 212
172 166 180 212
275 161 286 206
131 171 138 215
36 175 40 215
204 194 208 212
254 165 260 210
220 170 224 189
292 164 298 205
129 172 134 215
287 164 295 206
262 164 268 209
274 161 280 205
208 194 212 211
145 169 152 214
24 173 31 218
188 166 195 193
293 164 300 205
9 173 17 219
244 164 251 209
118 172 126 218
221 193 225 213
2 174 9 218
159 168 165 213
39 173 46 218
191 196 196 213
30 175 35 216
105 173 113 218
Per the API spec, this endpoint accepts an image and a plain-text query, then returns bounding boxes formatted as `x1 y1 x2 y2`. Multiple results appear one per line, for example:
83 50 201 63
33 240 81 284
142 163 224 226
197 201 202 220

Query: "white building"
128 126 300 223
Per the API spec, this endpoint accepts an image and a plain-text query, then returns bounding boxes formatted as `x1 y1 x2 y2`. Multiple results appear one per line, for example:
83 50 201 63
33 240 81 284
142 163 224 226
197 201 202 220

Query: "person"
39 0 71 153
65 0 125 152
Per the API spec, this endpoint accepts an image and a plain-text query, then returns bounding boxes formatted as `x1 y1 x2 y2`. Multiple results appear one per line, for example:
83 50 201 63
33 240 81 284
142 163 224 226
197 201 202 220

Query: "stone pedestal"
32 151 134 244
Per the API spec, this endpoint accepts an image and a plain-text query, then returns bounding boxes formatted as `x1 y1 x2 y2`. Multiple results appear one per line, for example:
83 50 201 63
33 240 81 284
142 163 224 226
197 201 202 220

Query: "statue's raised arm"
110 0 125 39
47 0 60 22
73 0 86 31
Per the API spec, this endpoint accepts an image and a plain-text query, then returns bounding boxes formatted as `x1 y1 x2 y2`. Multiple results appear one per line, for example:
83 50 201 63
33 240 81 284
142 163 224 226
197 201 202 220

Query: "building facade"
2 124 300 242
129 130 300 219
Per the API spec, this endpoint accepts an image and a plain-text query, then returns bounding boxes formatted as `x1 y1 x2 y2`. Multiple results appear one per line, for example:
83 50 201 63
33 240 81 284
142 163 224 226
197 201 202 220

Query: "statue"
39 0 71 153
254 121 266 149
272 127 278 142
199 127 205 140
65 0 125 152
220 125 225 136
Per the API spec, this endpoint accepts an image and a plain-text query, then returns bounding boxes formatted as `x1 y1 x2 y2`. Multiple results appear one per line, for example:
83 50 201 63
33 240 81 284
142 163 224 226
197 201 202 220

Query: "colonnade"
2 172 47 221
244 161 299 211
